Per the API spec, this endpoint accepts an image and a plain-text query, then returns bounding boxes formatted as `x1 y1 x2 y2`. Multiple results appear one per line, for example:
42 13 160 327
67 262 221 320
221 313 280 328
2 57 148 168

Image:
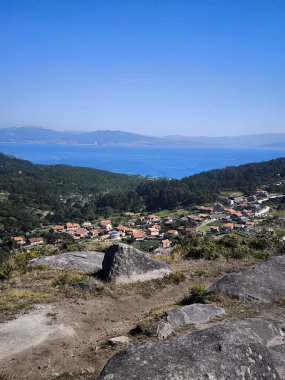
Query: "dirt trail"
0 279 193 380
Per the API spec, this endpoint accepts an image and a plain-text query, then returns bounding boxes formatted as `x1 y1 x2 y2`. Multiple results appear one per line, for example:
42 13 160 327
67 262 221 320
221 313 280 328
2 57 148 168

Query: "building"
161 239 171 248
11 236 25 245
27 237 45 246
99 219 112 231
146 227 160 237
132 230 145 241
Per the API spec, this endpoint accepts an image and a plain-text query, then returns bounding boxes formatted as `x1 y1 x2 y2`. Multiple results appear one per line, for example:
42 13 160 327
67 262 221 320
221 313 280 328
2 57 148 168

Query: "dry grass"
0 287 58 321
174 256 258 278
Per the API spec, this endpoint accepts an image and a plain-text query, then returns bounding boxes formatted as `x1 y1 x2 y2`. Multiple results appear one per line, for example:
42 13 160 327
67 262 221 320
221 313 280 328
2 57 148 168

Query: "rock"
156 321 173 340
108 336 130 346
72 279 99 290
157 304 225 339
28 251 105 274
166 303 225 327
98 318 285 380
208 255 285 302
101 243 172 284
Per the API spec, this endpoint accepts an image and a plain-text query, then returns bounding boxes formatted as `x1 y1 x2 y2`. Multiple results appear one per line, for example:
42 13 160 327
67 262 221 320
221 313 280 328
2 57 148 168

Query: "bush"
182 283 206 305
169 271 186 285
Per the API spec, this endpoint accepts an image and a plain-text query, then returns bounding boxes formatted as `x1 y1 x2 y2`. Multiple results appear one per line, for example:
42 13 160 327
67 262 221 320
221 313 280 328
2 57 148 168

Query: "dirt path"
0 279 193 380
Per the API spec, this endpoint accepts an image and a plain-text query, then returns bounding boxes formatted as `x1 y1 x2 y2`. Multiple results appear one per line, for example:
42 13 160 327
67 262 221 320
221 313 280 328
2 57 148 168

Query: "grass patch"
0 287 58 314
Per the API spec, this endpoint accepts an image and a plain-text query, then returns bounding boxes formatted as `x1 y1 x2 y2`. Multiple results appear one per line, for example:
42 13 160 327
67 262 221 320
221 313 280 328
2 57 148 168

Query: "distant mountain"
164 134 285 147
0 127 159 145
1 127 285 148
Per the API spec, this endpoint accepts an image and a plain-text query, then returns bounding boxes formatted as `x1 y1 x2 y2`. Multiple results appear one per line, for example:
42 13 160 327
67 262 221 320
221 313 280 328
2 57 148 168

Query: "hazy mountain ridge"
1 127 285 147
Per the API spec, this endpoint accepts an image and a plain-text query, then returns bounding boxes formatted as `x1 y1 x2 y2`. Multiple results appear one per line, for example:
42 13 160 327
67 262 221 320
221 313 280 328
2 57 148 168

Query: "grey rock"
28 251 104 274
98 318 285 380
208 255 285 302
166 303 225 327
157 304 225 339
108 336 130 346
101 243 172 284
156 321 173 340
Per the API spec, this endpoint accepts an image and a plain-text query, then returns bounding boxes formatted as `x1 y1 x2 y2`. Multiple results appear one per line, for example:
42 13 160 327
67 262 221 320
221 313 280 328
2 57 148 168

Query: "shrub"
168 271 186 284
182 283 207 305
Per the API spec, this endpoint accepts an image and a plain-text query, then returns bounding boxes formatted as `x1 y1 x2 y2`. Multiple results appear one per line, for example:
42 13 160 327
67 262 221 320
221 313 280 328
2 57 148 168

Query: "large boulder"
28 251 104 274
98 318 285 380
157 303 225 339
101 243 171 284
165 303 225 327
208 255 285 302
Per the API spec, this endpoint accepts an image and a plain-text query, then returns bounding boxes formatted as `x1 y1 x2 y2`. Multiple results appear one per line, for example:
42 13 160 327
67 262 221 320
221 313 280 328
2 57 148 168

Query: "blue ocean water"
0 143 284 179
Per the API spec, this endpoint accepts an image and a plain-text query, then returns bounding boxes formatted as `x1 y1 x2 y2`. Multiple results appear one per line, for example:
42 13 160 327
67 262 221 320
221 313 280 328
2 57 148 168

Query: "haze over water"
1 143 284 179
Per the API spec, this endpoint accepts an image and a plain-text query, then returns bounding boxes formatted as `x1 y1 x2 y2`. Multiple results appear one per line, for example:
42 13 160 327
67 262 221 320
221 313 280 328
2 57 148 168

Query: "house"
65 222 80 230
116 225 129 233
27 237 45 246
11 236 25 245
109 231 121 240
210 226 219 233
225 198 235 206
81 221 92 228
74 229 88 238
213 203 224 212
187 215 200 222
167 229 179 236
50 225 65 233
256 190 268 198
88 228 101 238
232 196 244 204
145 214 159 223
146 227 160 237
161 239 171 248
99 219 112 231
222 223 234 231
198 213 209 219
198 207 213 214
234 224 245 231
163 217 173 225
132 230 145 241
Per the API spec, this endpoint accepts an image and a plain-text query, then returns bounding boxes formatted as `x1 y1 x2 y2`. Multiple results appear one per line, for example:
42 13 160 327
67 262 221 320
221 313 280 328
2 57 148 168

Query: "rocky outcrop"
98 318 285 380
108 336 130 346
101 243 171 284
28 251 104 274
157 304 225 339
208 255 285 302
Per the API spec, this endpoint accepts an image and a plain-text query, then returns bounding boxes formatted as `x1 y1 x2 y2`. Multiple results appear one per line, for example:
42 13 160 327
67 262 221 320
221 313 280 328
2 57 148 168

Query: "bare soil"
0 257 284 380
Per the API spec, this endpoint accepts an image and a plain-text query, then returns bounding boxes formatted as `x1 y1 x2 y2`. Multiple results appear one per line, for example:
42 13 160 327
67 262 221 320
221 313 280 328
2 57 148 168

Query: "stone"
101 243 172 284
156 304 225 339
28 251 105 274
98 318 285 380
166 303 225 327
156 321 173 340
208 255 285 302
108 336 130 346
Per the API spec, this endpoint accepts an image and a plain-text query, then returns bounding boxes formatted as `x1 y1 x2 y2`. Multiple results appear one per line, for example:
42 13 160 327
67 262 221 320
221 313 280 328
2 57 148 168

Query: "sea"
0 143 284 179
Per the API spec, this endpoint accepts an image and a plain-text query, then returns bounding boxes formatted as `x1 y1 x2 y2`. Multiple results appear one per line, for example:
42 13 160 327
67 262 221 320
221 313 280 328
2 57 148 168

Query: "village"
8 188 285 253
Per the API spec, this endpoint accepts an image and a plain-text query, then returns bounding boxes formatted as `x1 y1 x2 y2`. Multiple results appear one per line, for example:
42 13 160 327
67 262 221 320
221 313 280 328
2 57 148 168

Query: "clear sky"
0 0 284 136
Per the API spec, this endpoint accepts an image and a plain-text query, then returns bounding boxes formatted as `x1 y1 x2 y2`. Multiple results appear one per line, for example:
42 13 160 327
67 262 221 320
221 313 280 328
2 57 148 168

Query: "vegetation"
173 230 285 261
0 154 284 234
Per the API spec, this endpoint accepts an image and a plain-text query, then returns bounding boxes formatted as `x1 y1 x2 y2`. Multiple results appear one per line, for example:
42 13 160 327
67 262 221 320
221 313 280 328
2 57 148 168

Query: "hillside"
1 126 285 147
0 154 284 233
137 157 285 210
0 154 143 233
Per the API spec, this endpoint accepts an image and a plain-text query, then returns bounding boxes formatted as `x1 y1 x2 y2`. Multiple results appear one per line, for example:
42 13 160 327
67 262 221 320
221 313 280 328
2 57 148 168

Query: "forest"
0 153 284 233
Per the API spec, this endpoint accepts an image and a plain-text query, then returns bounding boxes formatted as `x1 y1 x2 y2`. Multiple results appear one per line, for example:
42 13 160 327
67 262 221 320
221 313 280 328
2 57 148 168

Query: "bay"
0 143 284 179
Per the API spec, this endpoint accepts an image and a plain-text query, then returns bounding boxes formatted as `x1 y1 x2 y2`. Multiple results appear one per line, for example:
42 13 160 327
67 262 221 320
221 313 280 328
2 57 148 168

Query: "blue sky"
0 0 284 136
